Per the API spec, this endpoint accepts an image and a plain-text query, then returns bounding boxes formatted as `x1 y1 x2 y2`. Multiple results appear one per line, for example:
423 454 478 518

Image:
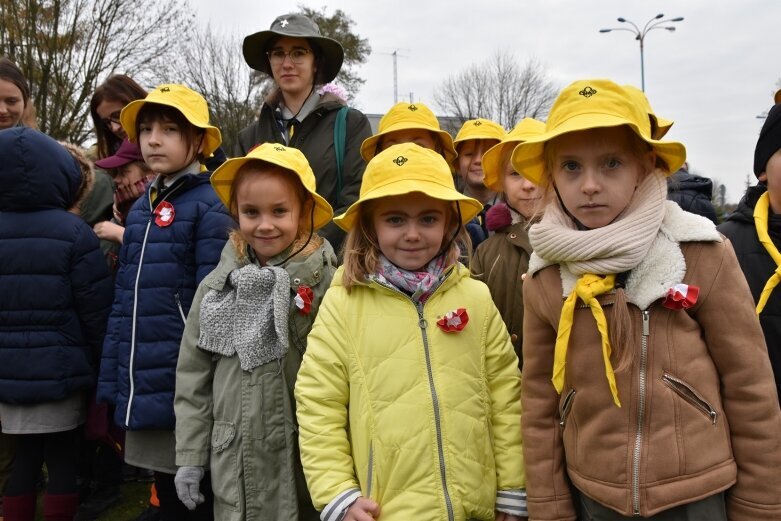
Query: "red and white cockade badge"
437 308 469 333
153 200 175 227
662 283 699 310
294 285 314 315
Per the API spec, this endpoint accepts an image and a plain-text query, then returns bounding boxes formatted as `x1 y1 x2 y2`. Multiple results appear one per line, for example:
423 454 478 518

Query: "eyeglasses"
266 48 311 65
101 112 121 128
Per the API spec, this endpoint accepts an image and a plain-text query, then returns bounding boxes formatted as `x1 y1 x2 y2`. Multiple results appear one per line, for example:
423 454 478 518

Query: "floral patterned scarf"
373 254 449 303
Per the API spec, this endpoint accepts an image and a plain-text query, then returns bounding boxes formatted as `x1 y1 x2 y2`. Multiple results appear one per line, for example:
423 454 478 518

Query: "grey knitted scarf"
199 264 290 371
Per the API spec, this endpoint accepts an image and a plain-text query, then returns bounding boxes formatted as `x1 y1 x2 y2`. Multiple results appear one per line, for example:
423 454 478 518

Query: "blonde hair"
341 199 471 291
228 160 323 263
541 125 666 372
60 142 94 215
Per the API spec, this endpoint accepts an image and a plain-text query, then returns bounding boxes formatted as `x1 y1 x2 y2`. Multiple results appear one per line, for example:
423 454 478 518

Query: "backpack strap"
333 106 349 208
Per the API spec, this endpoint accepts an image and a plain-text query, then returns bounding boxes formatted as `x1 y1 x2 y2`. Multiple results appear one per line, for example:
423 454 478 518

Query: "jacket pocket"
662 373 717 425
210 420 240 511
559 388 577 429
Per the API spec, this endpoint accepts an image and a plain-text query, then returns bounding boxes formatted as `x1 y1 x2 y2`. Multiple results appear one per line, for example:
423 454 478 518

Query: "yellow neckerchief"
753 192 781 314
553 273 621 407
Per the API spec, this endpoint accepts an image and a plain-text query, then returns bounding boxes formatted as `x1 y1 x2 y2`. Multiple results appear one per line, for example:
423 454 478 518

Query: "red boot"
3 494 36 521
42 493 79 521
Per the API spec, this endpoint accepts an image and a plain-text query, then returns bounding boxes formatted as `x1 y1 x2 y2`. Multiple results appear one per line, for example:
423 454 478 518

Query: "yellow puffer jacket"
295 264 525 521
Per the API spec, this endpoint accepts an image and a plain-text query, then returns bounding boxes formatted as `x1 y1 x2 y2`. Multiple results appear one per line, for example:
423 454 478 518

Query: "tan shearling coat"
521 207 781 520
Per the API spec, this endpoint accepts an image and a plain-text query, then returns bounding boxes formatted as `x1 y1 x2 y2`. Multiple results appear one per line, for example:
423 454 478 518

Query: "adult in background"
237 13 372 253
667 161 719 225
0 57 29 130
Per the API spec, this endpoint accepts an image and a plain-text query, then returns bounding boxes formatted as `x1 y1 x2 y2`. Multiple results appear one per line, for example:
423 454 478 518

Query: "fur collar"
556 201 721 309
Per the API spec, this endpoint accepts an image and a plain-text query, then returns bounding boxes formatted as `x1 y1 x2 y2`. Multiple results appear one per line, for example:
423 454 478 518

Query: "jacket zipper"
632 309 650 515
372 276 455 521
126 217 153 427
174 292 186 324
559 389 576 428
662 374 718 424
366 441 374 499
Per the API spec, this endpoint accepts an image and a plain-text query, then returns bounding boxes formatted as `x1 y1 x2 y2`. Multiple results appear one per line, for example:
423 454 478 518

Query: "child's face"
502 163 541 219
457 139 498 193
551 127 653 229
379 129 438 152
372 192 449 271
236 169 303 265
0 78 24 130
139 118 202 175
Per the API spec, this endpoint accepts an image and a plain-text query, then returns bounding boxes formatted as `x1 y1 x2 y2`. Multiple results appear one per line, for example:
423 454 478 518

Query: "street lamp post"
599 13 684 92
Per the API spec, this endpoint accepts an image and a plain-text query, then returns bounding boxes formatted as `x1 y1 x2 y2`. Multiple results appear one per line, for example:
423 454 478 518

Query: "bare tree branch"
434 51 557 128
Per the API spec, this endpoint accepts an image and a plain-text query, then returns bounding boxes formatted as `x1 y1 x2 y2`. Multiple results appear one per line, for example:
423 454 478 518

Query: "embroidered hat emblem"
437 308 469 333
160 86 171 93
393 156 408 166
473 120 482 126
153 200 175 227
579 86 597 98
279 18 289 27
408 104 418 111
274 146 286 152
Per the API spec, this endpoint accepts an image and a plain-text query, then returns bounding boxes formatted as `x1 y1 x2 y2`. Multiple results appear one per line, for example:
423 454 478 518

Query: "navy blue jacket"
0 128 113 404
97 169 232 430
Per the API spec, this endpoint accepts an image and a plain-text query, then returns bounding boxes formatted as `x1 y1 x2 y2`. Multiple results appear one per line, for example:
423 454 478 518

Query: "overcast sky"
191 0 780 203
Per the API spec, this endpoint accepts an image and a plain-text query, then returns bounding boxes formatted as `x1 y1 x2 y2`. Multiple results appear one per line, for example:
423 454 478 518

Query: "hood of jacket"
667 169 714 198
0 127 82 212
725 183 767 225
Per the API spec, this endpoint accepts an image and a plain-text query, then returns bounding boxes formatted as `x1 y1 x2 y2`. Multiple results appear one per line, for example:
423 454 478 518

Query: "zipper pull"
417 306 427 330
642 310 650 336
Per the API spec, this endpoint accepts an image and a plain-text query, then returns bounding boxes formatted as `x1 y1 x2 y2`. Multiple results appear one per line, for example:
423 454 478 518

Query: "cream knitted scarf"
528 170 668 277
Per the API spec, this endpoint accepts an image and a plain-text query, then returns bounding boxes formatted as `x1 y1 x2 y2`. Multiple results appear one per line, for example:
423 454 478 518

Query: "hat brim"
482 141 516 192
94 155 134 170
211 157 333 231
360 126 458 167
333 179 482 232
651 115 674 139
120 99 222 159
511 115 686 186
242 31 344 84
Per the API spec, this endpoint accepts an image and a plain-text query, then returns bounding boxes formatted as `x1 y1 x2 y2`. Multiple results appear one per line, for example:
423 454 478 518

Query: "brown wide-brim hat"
243 13 344 84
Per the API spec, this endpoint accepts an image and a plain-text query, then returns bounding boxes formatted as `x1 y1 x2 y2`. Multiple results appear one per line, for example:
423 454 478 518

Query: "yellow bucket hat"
335 143 482 232
482 118 545 192
511 79 686 186
120 84 222 158
360 102 458 165
453 118 506 149
210 143 334 231
623 84 673 139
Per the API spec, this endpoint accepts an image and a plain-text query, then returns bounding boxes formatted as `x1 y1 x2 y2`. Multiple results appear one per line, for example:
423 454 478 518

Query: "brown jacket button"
511 333 518 343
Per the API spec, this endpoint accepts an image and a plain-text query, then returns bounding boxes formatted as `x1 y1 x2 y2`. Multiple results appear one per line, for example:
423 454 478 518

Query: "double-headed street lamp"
600 14 684 92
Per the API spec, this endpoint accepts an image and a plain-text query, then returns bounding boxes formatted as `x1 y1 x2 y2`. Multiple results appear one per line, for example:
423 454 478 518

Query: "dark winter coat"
0 127 113 404
236 91 372 252
667 169 719 225
471 204 533 365
97 171 233 430
718 184 781 402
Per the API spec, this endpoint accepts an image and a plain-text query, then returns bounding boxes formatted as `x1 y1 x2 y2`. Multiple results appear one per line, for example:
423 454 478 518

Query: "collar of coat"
550 201 722 310
201 232 336 294
330 262 469 297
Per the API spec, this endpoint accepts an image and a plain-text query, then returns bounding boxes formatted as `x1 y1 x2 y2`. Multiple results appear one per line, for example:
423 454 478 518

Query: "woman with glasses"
237 13 372 253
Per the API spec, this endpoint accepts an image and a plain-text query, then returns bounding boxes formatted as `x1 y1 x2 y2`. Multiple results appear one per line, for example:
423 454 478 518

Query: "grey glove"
174 466 205 511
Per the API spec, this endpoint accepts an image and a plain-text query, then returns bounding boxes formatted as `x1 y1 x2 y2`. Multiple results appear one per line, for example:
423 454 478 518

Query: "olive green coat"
471 218 533 367
175 237 336 521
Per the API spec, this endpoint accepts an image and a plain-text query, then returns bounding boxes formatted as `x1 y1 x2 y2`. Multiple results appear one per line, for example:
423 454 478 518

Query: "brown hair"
90 75 147 159
340 198 471 291
59 142 95 215
541 125 665 372
135 104 206 164
0 57 30 105
229 160 323 262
